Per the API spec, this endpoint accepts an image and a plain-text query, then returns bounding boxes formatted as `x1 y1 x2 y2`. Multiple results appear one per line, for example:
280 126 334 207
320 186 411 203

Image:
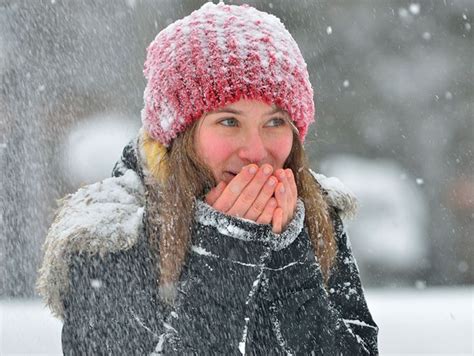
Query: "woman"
38 3 378 355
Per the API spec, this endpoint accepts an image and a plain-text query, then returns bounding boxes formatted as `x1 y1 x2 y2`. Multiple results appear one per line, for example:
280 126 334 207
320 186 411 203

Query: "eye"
265 117 287 127
219 118 239 127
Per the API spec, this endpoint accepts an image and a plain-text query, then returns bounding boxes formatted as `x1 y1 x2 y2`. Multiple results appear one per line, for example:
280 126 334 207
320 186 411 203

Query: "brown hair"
142 122 337 294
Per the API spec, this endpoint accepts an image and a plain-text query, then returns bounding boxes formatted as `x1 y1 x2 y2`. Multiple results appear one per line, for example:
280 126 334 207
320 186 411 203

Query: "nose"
238 130 268 164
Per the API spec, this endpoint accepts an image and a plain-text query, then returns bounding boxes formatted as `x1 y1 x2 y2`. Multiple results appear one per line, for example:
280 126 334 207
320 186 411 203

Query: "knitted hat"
141 2 314 146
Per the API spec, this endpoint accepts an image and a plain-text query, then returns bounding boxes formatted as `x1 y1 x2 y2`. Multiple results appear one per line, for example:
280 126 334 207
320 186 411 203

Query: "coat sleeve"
158 223 270 354
258 213 378 355
61 246 163 356
327 213 379 355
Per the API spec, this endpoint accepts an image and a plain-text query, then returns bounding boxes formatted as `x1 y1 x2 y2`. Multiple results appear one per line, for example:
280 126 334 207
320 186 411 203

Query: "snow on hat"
141 2 314 146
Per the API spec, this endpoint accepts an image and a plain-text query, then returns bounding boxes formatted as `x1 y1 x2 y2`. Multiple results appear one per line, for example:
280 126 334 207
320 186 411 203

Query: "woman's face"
195 99 294 184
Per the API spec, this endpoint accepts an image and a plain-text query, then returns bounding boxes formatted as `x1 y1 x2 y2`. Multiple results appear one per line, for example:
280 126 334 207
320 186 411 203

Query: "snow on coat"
37 138 378 355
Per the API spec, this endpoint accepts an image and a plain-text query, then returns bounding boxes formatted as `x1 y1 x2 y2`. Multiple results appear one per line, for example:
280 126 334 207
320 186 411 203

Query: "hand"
206 165 298 234
205 164 278 225
271 168 298 234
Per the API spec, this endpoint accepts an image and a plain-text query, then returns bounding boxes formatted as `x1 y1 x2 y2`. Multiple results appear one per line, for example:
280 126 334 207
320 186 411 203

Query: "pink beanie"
142 2 314 146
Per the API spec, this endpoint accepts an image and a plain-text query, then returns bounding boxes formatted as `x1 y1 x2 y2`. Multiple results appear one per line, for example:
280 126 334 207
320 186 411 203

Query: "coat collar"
310 169 358 219
36 170 145 319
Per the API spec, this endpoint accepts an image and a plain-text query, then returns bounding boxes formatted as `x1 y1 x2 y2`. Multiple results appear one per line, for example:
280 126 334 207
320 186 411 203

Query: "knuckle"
252 200 266 213
214 201 230 213
229 182 242 195
258 206 272 219
263 181 276 194
213 195 234 212
258 214 271 225
240 191 255 205
275 192 284 205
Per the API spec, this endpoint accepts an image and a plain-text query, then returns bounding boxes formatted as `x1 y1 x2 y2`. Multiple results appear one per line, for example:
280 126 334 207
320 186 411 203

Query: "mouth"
222 171 237 182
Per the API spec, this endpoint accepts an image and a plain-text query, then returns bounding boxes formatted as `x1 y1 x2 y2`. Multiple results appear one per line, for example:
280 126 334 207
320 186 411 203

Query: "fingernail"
268 177 276 186
263 166 272 175
279 185 285 193
248 165 257 174
279 171 286 180
286 169 292 178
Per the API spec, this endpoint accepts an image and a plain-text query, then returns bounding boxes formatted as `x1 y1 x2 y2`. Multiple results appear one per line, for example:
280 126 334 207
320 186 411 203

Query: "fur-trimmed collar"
37 165 357 319
36 170 145 319
310 169 358 219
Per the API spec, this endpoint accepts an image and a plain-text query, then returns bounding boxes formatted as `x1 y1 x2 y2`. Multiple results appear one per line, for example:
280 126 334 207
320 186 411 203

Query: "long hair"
285 132 337 283
141 122 337 297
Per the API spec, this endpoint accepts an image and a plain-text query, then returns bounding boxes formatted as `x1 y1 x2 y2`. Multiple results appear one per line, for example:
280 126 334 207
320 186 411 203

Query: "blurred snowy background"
1 0 472 354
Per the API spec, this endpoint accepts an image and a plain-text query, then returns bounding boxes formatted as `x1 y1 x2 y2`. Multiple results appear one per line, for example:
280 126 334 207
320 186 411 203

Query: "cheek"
196 130 234 171
270 134 294 168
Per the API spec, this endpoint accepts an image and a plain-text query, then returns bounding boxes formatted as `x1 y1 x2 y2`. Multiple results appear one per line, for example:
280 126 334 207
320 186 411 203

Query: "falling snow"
409 3 420 15
1 1 472 355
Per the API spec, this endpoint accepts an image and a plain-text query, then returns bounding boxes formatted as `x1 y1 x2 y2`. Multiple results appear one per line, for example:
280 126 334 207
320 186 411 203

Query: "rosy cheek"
204 143 231 164
273 136 293 168
198 133 234 178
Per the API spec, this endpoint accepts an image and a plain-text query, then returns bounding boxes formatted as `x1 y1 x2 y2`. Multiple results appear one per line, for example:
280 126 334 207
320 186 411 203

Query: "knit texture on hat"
142 2 314 146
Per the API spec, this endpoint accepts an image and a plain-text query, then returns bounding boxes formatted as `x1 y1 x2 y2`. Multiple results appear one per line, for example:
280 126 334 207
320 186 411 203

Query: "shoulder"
309 169 358 219
37 169 146 319
307 169 357 255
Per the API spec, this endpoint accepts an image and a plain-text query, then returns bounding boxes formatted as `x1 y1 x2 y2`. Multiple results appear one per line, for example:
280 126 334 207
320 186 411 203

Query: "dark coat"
38 140 378 355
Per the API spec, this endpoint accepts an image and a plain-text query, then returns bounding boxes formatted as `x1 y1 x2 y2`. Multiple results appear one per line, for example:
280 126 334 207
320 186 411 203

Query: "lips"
222 171 237 182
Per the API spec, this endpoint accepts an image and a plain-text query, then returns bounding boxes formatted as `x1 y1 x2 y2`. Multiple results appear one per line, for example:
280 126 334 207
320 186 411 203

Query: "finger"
244 175 277 221
277 169 294 226
256 197 277 225
228 164 274 220
272 207 283 234
205 181 227 206
285 168 298 214
274 181 286 215
286 169 297 203
213 164 258 213
274 181 288 231
227 164 273 218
